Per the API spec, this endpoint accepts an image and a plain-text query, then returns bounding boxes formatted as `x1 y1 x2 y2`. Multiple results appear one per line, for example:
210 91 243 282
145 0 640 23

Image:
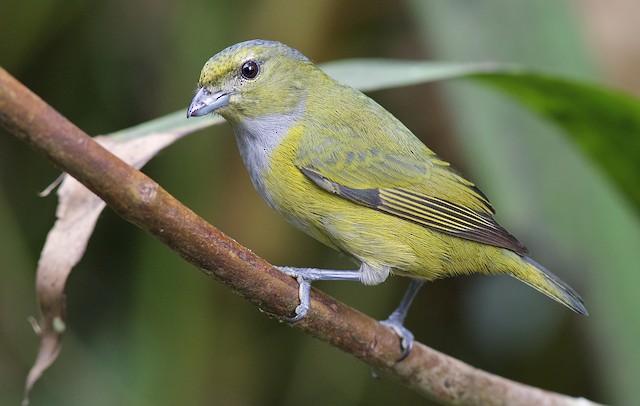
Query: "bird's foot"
380 313 414 361
277 267 311 322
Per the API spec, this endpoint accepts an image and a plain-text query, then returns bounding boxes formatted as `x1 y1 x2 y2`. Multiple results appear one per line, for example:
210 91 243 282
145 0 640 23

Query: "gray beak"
187 87 230 118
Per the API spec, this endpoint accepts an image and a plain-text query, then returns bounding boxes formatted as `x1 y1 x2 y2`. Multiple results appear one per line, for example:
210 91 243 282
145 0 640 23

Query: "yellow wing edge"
300 166 528 255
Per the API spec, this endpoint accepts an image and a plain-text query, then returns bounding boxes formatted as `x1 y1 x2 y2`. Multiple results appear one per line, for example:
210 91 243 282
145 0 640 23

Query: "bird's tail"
513 256 588 315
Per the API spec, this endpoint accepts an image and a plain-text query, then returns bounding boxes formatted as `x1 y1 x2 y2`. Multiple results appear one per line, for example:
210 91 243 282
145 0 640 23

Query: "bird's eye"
240 60 259 80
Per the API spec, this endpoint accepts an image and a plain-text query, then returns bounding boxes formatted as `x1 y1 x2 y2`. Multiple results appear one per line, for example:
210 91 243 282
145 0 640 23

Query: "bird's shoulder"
292 91 527 254
296 91 493 214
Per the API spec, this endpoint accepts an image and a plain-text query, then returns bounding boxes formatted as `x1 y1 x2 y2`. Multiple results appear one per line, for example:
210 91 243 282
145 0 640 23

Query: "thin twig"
0 67 598 406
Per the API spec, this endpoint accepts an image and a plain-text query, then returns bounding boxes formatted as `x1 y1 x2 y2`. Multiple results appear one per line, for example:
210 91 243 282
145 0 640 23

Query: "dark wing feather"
300 167 528 255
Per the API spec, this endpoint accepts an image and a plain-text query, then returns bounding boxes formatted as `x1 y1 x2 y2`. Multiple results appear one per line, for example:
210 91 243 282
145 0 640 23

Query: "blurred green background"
2 1 639 405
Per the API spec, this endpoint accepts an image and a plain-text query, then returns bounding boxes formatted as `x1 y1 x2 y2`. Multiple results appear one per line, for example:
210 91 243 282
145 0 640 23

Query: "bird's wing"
294 129 527 255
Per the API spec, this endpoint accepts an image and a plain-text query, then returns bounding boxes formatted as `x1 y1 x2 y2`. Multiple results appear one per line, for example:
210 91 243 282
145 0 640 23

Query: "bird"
186 39 587 358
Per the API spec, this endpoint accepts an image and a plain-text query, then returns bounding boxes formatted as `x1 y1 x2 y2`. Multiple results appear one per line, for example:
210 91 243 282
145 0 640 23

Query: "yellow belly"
261 125 521 281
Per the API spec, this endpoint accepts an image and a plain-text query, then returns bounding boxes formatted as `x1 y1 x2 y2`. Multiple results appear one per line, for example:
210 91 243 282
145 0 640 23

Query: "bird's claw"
286 302 309 322
380 316 414 361
277 267 311 322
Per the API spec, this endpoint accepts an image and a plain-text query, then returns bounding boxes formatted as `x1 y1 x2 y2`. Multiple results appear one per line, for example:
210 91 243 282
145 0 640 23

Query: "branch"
0 67 597 406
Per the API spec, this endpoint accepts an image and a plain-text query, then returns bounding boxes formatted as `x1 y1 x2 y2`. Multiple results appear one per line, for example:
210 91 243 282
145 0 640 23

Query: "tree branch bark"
0 67 598 406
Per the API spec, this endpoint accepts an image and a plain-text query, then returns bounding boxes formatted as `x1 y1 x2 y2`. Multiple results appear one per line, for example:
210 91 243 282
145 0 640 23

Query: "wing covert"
300 166 528 255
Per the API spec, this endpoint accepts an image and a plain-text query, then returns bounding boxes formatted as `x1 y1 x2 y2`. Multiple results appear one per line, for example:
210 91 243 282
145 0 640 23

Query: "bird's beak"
187 87 230 118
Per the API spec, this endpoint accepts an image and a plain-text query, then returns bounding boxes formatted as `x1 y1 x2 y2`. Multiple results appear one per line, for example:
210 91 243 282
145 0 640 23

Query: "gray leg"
277 267 363 322
277 265 420 361
380 279 424 360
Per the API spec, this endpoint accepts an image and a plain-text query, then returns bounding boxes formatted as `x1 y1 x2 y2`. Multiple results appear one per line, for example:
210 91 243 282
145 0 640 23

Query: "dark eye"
240 60 259 79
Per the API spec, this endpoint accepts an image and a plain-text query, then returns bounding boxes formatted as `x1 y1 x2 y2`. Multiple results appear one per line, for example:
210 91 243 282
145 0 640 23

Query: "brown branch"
0 67 597 406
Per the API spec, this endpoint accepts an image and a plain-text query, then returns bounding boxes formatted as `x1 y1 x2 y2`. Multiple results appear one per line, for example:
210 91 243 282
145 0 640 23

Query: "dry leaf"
23 114 221 405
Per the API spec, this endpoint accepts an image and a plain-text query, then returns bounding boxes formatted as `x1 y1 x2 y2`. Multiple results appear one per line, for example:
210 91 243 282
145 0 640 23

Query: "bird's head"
187 40 316 123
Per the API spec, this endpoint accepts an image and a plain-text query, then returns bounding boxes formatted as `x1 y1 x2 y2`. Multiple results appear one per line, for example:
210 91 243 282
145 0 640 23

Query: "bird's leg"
380 279 425 360
276 266 363 322
277 265 420 361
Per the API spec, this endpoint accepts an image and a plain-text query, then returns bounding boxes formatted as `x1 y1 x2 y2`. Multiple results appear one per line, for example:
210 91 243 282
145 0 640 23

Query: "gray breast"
232 110 302 211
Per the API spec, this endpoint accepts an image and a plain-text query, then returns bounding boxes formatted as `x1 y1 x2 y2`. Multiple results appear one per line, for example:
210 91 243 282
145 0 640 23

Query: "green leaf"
471 70 640 210
321 59 496 92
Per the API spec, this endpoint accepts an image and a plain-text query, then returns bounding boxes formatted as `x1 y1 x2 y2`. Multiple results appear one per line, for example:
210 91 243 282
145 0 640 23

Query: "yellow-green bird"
187 39 587 356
